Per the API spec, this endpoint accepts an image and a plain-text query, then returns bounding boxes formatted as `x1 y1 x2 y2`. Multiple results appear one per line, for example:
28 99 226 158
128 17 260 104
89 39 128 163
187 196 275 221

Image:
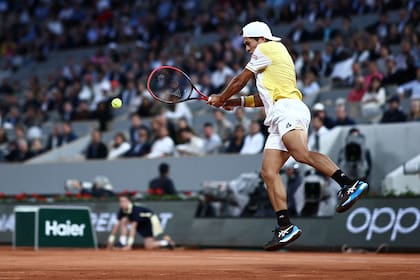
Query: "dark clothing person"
85 142 108 159
148 163 177 195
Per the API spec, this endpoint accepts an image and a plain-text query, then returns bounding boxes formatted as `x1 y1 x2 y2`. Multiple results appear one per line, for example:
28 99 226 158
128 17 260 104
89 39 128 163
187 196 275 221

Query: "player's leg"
140 216 175 250
282 129 368 213
260 142 302 251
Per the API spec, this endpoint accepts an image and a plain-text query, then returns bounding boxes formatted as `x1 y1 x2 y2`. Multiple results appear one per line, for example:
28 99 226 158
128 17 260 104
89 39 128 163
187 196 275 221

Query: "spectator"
312 103 335 129
30 138 45 158
148 163 177 195
107 132 131 160
61 121 78 145
225 124 246 154
347 76 367 102
240 120 265 155
128 113 147 145
397 67 420 100
46 123 62 150
124 127 152 158
234 107 251 133
298 72 320 97
334 100 356 126
213 110 234 144
364 60 384 89
361 76 386 123
308 114 330 152
287 19 311 43
0 128 9 161
85 129 108 159
380 95 407 123
175 127 205 156
6 138 33 162
284 162 302 217
163 102 193 126
211 60 234 91
202 122 222 155
146 125 175 159
408 99 420 121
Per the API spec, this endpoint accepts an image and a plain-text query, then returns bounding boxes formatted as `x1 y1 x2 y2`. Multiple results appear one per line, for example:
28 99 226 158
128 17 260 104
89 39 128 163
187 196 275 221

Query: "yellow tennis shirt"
245 41 302 107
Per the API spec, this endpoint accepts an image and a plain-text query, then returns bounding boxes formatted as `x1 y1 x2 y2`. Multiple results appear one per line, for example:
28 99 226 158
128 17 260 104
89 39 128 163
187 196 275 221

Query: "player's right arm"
207 69 254 107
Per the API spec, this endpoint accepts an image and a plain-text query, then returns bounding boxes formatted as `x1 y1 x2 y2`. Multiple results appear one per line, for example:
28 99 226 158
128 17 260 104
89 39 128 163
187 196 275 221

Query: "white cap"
242 21 281 41
313 102 325 111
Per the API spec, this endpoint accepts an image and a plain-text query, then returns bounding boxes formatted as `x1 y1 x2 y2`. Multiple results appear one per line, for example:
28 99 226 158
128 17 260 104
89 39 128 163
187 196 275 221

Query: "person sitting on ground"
107 195 175 250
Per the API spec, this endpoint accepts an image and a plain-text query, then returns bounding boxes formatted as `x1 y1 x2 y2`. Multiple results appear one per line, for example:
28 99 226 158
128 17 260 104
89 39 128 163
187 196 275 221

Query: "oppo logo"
346 207 420 241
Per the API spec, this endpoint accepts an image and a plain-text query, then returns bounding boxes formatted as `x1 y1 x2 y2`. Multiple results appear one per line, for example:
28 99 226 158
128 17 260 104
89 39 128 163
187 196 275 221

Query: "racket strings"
149 69 193 103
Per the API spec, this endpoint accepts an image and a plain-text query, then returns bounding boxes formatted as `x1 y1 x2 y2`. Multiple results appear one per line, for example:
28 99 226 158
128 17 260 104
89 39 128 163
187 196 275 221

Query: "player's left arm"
122 221 138 251
222 93 264 110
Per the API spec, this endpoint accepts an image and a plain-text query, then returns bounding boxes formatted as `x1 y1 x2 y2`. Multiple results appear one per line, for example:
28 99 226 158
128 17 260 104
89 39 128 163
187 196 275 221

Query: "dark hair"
159 163 169 174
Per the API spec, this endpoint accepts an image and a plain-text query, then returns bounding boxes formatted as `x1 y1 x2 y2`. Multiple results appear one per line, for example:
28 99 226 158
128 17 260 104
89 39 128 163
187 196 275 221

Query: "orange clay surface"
0 246 419 279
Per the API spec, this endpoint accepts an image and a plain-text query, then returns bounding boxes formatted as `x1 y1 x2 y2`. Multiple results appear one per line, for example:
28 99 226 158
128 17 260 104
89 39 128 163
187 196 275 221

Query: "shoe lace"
273 225 292 238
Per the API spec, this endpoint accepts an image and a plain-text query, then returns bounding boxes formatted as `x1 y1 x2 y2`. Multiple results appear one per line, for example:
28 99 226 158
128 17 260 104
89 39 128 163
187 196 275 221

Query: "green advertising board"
14 206 97 249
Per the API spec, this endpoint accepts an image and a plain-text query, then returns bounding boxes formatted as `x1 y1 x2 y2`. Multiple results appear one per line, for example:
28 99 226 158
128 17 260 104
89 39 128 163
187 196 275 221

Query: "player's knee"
291 150 310 164
260 168 277 184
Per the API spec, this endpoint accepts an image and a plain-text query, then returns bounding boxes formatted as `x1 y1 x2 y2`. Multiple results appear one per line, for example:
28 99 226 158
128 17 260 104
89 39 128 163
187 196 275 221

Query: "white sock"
159 240 169 247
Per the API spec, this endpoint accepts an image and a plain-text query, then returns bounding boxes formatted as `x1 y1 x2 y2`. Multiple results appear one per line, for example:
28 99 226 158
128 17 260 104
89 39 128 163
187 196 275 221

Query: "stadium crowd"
0 0 419 162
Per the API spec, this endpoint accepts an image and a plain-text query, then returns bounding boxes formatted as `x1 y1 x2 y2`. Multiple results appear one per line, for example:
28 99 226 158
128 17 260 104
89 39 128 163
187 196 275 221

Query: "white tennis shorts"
264 98 311 152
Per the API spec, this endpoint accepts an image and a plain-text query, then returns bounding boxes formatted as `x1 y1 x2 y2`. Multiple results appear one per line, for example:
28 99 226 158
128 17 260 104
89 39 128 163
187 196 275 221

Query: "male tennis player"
107 195 175 250
208 21 368 251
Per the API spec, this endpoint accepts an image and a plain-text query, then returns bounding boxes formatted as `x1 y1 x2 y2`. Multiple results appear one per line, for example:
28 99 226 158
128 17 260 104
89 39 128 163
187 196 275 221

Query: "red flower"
155 188 164 196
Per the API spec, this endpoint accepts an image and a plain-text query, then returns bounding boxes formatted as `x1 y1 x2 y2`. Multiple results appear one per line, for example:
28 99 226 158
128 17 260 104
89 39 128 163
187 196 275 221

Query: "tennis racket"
147 65 208 104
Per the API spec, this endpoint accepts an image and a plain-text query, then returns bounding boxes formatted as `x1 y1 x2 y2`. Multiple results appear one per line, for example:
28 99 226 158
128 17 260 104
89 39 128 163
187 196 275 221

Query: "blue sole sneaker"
336 180 369 213
263 224 302 251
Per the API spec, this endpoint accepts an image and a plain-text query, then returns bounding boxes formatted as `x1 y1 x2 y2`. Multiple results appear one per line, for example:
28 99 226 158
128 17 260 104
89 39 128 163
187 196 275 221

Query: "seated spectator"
202 122 222 155
107 132 131 160
364 60 384 89
308 114 330 152
240 120 265 155
148 163 177 195
124 127 152 157
213 110 233 144
361 77 386 123
347 76 366 102
397 67 420 100
128 113 147 145
0 128 9 161
287 19 311 43
6 138 33 162
175 127 205 156
234 107 251 133
334 100 356 126
85 129 108 159
408 99 420 121
163 102 193 126
61 121 78 145
380 95 407 123
30 138 45 158
46 123 62 150
146 125 175 159
298 72 320 97
312 103 335 129
225 124 246 154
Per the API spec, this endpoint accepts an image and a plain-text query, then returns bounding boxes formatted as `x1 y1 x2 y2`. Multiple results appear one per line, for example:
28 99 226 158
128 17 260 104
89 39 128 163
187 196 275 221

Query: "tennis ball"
111 97 122 109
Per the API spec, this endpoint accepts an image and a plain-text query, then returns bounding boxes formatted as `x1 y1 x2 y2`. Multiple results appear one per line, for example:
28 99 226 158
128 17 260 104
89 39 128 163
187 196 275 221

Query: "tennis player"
107 195 175 250
208 21 369 251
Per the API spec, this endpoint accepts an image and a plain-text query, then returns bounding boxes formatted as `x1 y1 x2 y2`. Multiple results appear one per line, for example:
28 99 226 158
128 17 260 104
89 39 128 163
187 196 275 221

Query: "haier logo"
45 220 86 237
346 207 420 241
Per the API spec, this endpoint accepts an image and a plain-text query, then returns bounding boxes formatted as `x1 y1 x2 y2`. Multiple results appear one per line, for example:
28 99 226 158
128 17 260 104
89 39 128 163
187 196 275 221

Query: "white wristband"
108 235 115 244
240 96 245 107
127 237 134 246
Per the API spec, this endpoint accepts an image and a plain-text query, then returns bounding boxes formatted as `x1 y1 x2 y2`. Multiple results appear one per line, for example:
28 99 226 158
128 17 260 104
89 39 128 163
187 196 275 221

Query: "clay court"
0 247 419 280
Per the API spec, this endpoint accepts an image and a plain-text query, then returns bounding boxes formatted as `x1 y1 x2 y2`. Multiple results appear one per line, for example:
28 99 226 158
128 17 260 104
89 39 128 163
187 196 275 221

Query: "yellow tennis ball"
111 97 122 109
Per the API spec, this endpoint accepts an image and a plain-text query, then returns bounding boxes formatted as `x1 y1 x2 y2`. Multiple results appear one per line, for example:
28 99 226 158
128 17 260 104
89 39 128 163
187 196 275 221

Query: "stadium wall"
0 198 419 251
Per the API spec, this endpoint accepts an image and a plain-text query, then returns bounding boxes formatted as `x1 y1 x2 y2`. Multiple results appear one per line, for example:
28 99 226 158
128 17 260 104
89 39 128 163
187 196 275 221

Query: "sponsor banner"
0 199 419 250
